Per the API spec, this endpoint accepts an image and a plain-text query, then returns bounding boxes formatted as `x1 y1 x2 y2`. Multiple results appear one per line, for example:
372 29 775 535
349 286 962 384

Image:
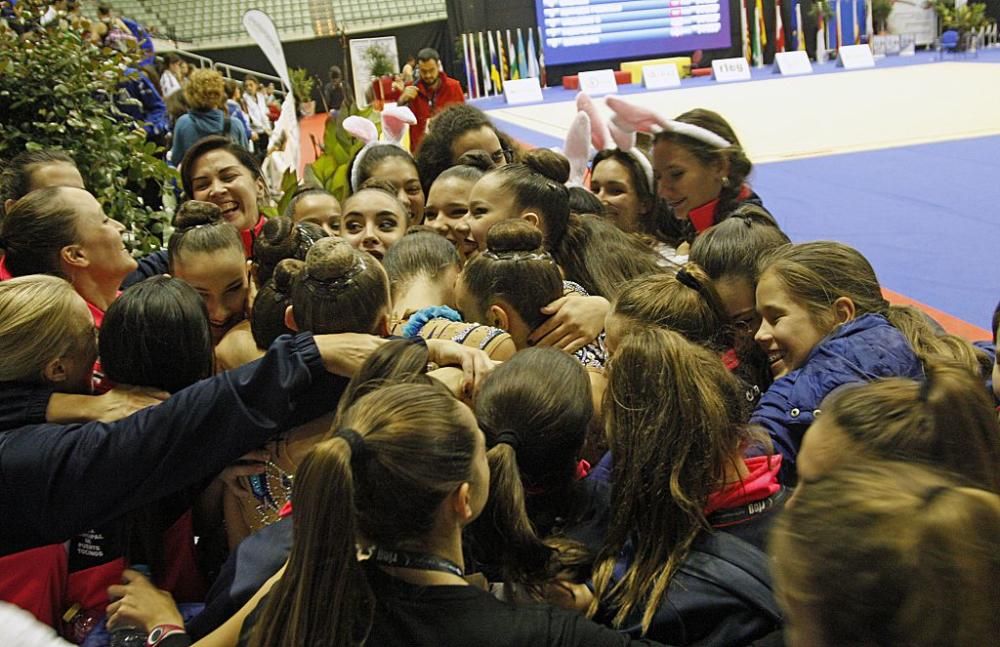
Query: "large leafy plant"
302 102 380 204
0 9 175 252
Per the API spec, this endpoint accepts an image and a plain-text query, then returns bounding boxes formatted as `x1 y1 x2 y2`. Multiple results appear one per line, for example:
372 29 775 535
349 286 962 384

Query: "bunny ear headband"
344 105 417 192
604 95 732 150
565 92 656 193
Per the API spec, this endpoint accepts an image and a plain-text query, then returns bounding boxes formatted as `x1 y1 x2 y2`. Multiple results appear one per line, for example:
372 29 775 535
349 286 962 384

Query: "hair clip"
605 95 732 150
676 267 702 292
302 254 368 293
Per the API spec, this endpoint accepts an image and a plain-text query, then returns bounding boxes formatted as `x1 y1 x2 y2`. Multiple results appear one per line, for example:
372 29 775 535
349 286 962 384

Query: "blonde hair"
184 68 226 111
760 241 986 375
772 460 1000 646
822 360 1000 492
0 275 88 383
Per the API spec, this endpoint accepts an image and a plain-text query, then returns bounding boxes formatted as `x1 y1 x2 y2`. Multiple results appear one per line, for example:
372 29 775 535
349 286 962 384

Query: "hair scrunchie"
676 267 702 293
334 428 369 466
495 430 520 452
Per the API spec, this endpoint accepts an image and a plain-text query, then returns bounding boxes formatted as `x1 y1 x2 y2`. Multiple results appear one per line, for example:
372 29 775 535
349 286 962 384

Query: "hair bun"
304 237 365 282
522 149 570 185
260 216 296 246
456 149 495 172
485 220 545 255
174 200 223 229
273 258 304 292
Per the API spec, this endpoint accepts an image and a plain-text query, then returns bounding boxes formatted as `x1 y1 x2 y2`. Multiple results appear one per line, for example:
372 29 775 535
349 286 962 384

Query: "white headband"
566 92 655 192
605 95 732 150
344 106 417 193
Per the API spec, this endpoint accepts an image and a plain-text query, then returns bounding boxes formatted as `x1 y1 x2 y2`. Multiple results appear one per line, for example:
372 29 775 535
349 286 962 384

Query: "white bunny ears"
605 95 732 150
344 105 417 192
564 92 656 192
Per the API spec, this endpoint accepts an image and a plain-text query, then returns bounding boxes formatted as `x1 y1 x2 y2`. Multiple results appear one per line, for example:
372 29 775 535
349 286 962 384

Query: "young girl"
590 328 783 645
771 461 1000 647
472 348 608 562
456 220 604 368
240 383 665 646
282 187 341 235
350 144 425 224
385 228 515 361
752 241 984 484
416 103 514 192
589 150 681 262
423 152 491 260
339 180 408 262
168 201 249 346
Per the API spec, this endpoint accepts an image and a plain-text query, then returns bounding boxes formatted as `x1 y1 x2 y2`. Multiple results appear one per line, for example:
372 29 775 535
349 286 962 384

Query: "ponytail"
248 437 372 647
885 305 990 377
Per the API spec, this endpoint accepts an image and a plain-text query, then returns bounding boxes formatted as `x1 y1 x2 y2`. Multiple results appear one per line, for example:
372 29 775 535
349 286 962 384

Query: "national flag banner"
497 30 509 81
864 0 874 39
516 28 529 79
741 0 751 62
816 3 828 61
507 29 519 80
795 1 806 51
469 33 481 98
757 0 768 49
775 0 786 52
853 0 860 43
462 33 475 99
478 31 491 96
488 31 502 93
527 27 540 78
751 0 763 65
538 45 547 87
835 0 843 49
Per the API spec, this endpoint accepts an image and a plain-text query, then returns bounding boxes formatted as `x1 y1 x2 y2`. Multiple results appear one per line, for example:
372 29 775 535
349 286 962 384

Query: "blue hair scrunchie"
401 305 463 339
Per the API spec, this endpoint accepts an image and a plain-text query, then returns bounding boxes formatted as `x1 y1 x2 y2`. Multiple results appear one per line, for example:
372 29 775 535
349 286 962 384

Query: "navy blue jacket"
0 333 346 556
751 314 923 484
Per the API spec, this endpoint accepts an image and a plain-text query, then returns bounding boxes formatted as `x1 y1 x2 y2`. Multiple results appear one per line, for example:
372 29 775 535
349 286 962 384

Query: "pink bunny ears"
344 105 417 192
564 92 655 192
605 95 732 150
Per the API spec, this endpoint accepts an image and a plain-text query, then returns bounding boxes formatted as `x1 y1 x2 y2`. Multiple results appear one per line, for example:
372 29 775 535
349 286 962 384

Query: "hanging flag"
516 28 529 79
478 31 491 96
835 0 843 49
538 45 547 87
757 0 768 49
527 27 540 78
816 3 828 62
795 1 806 50
741 0 751 62
751 0 763 65
775 0 786 52
488 32 502 93
507 29 519 80
496 30 509 82
864 0 874 39
462 33 474 99
852 0 860 43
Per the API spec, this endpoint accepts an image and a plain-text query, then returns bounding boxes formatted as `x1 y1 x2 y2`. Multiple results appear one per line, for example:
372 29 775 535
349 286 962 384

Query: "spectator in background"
243 75 272 163
170 69 248 166
322 65 353 115
224 79 253 149
160 54 183 99
397 47 464 152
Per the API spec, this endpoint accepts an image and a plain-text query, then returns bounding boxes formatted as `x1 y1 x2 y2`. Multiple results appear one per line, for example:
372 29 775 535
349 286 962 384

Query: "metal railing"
213 61 287 95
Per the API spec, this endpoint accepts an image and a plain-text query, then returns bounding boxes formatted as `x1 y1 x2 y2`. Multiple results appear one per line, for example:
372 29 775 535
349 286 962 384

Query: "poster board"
349 36 400 107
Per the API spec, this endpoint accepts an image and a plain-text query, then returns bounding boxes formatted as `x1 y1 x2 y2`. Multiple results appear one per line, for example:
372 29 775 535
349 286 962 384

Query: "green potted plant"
288 67 316 117
872 0 893 34
930 0 990 47
362 44 396 108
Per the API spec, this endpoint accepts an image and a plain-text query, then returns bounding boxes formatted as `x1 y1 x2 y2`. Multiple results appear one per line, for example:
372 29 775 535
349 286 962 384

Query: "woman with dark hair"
416 103 514 192
339 180 410 262
350 144 424 224
385 228 515 360
168 201 249 346
590 149 682 261
283 187 341 235
423 151 492 259
180 135 269 257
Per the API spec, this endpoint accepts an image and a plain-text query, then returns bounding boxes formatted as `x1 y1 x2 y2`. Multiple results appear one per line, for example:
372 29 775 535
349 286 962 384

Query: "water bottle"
109 564 151 647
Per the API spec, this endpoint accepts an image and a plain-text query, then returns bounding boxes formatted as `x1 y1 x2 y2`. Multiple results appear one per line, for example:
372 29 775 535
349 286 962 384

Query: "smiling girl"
340 180 409 262
751 241 985 484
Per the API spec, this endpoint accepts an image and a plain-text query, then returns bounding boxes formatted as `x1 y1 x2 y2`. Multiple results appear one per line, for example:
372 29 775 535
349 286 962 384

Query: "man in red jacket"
398 47 465 152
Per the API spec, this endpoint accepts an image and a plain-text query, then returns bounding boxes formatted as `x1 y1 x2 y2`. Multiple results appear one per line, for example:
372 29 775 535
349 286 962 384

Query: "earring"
720 177 730 188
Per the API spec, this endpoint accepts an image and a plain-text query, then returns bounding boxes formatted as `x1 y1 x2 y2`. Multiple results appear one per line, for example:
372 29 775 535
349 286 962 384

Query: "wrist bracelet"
146 624 186 646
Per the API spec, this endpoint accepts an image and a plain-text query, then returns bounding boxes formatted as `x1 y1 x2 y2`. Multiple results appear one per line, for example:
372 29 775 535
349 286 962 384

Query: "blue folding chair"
939 29 961 59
